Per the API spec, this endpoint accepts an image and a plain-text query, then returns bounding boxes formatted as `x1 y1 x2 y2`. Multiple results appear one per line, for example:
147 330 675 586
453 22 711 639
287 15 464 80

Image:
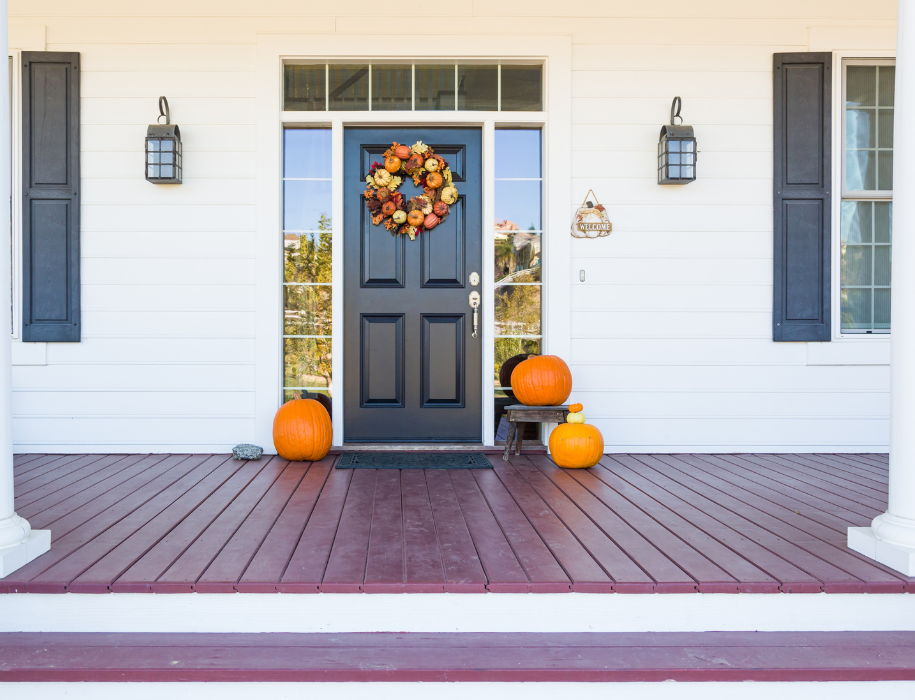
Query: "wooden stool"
502 404 571 461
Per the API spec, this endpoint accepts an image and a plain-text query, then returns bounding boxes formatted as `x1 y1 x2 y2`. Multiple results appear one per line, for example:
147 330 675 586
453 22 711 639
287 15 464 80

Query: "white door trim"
256 34 572 449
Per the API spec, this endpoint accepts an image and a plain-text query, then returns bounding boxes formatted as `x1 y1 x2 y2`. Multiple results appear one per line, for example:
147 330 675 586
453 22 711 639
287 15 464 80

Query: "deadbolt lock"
469 272 480 287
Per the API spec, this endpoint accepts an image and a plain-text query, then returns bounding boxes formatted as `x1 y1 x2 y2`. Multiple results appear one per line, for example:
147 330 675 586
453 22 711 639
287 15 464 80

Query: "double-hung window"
841 60 894 333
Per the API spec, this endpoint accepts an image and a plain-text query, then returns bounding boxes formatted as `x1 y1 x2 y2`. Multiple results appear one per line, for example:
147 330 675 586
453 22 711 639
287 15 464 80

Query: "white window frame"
256 35 572 448
830 51 896 341
9 49 22 340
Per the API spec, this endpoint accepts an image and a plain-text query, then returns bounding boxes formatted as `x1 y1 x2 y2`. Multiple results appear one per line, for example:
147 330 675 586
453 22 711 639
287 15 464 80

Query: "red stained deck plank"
195 459 302 593
424 469 487 591
506 456 654 591
471 468 571 590
0 455 214 593
563 462 755 592
362 470 405 592
604 456 851 592
13 453 46 467
107 457 273 593
747 454 886 511
151 457 290 592
15 454 109 496
13 454 91 487
239 457 334 592
446 470 529 590
777 453 889 492
21 455 158 523
527 455 695 592
648 455 905 593
716 454 879 519
320 468 376 592
838 453 890 471
800 453 888 484
401 470 446 589
4 632 915 682
62 456 245 593
279 466 353 591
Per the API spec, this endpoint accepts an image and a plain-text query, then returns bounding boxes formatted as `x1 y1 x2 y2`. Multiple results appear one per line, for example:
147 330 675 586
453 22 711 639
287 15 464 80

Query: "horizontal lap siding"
9 0 898 451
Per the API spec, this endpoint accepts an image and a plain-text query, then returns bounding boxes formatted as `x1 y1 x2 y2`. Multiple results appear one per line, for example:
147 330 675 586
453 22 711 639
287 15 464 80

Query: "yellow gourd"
567 412 586 424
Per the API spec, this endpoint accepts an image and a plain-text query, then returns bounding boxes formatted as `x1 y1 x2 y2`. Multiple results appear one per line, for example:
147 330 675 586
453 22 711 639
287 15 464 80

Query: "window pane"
841 288 872 329
495 230 541 283
284 285 332 336
372 65 411 111
415 65 454 110
284 128 332 178
284 338 332 389
328 65 369 111
284 65 326 111
284 180 332 231
874 245 892 286
494 337 541 387
877 151 894 190
285 231 333 283
842 245 873 286
846 150 876 190
847 66 877 106
875 288 891 328
841 201 872 243
458 65 497 110
878 109 894 148
495 129 541 178
501 65 543 111
875 202 892 242
879 66 896 106
495 284 541 336
846 109 875 148
495 180 542 230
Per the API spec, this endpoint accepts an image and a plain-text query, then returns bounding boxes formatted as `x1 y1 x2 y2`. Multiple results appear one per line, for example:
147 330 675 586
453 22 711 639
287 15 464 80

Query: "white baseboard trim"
2 681 913 699
0 530 51 579
849 527 915 576
1 592 913 634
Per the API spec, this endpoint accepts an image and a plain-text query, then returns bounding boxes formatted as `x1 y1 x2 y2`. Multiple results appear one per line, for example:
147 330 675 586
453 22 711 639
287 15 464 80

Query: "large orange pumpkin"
273 398 332 461
511 355 572 406
549 423 603 469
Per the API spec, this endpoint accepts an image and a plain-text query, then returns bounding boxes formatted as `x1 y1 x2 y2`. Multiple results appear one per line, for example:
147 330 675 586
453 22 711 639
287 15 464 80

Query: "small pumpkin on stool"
549 403 604 469
273 398 332 462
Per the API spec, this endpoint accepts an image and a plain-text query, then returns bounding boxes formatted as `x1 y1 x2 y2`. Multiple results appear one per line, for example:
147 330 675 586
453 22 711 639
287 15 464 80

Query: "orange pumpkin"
406 154 424 171
394 144 412 160
382 201 396 217
273 398 332 461
426 171 443 188
511 355 572 406
549 423 604 469
433 201 449 217
376 187 391 201
407 210 425 226
384 156 402 173
423 213 440 229
569 403 583 413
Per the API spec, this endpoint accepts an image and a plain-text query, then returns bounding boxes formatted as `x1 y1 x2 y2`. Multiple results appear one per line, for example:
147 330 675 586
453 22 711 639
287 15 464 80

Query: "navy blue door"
344 128 482 442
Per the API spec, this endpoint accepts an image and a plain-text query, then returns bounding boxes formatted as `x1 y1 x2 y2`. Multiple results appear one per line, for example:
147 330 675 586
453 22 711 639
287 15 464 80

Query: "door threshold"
333 442 545 453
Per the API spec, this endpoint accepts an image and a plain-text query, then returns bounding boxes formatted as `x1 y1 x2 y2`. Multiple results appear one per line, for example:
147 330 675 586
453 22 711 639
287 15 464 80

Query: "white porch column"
0 0 50 578
848 0 915 576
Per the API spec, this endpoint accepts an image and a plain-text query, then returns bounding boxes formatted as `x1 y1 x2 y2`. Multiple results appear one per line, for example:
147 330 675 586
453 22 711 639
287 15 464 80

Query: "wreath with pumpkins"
364 141 459 241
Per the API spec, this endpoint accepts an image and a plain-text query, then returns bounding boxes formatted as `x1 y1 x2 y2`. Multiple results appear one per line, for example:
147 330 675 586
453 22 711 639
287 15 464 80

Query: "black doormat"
336 452 492 470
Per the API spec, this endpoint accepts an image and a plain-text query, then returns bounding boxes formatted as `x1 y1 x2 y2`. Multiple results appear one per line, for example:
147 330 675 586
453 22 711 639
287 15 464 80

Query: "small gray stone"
233 444 263 460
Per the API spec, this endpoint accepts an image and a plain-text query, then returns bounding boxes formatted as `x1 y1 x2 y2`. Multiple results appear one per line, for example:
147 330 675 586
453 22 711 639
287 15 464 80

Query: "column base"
848 526 915 576
0 529 51 579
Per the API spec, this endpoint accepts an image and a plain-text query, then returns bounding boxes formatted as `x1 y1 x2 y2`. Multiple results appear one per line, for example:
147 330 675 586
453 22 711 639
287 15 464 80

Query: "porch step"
2 632 915 682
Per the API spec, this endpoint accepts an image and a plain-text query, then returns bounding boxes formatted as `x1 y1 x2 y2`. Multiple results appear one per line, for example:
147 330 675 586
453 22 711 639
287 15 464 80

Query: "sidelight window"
284 63 543 112
282 128 333 404
493 129 542 440
840 61 894 333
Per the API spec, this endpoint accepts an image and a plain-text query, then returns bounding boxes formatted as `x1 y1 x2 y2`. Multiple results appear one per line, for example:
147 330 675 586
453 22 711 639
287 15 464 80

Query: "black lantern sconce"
658 96 697 185
145 96 182 184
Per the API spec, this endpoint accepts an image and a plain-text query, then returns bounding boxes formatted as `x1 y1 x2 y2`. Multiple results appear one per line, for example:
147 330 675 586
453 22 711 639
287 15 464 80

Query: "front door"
344 128 482 442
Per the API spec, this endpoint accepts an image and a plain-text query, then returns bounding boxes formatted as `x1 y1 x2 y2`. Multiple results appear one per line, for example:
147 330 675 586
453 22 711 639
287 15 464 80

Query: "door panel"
344 128 482 442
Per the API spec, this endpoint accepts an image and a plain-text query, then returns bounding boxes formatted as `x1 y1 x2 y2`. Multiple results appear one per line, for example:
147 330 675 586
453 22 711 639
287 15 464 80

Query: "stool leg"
515 423 525 456
503 422 516 461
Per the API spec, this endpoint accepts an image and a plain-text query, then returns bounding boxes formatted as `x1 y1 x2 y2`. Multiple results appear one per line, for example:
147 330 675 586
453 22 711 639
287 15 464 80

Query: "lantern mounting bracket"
670 96 683 125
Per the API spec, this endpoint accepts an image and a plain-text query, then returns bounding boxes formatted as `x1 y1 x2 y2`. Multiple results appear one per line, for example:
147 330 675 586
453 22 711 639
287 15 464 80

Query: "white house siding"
7 0 900 452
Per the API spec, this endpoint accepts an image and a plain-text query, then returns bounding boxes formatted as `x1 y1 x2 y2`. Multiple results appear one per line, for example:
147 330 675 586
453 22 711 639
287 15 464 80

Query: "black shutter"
22 51 80 342
773 52 832 342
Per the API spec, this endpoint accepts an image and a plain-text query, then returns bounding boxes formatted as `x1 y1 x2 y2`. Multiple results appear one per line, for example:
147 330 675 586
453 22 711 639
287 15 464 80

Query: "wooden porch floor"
1 451 910 594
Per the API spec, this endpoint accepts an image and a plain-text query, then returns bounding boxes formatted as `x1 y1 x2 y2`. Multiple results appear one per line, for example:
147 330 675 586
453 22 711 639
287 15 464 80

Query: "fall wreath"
364 141 459 241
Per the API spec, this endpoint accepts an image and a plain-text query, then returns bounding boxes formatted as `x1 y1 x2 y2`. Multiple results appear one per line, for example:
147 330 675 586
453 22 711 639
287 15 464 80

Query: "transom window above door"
284 63 543 111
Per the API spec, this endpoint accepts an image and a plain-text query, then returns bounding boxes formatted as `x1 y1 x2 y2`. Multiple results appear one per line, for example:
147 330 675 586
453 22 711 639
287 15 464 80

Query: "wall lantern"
658 96 696 185
145 96 182 184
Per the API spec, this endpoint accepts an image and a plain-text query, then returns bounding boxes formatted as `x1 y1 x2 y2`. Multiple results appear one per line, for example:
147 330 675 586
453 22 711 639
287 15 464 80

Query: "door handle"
469 291 481 338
